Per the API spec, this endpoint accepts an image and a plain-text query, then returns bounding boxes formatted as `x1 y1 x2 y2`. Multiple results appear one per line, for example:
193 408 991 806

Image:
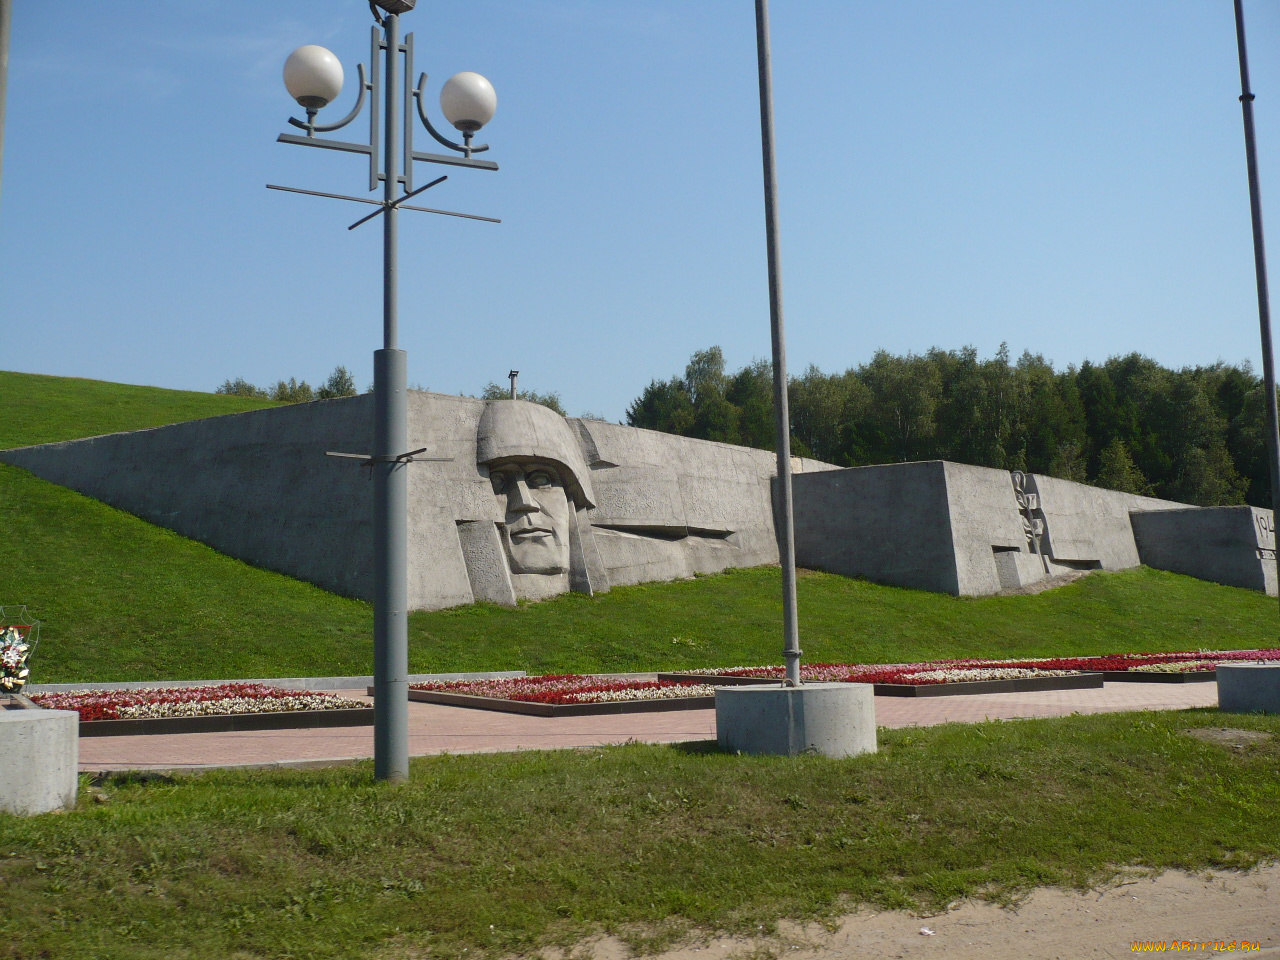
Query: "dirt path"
558 864 1280 960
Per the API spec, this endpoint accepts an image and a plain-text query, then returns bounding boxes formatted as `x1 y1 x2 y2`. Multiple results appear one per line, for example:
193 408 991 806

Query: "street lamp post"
272 0 499 781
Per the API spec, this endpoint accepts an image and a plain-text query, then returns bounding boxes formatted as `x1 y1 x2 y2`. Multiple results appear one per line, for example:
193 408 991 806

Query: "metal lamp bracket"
326 448 454 474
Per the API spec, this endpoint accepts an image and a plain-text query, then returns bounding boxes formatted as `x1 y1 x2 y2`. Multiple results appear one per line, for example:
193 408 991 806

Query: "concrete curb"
79 707 375 738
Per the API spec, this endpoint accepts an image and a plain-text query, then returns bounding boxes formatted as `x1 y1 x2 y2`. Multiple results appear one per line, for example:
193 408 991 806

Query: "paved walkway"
77 680 1219 774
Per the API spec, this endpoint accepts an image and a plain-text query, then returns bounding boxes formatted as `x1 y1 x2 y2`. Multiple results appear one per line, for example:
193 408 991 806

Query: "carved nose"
507 477 539 513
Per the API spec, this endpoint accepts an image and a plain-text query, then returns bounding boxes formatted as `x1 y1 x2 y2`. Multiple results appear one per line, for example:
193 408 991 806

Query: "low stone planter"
871 673 1103 697
1103 670 1217 684
1218 662 1280 715
78 707 375 737
657 674 776 687
1 696 78 815
661 672 1103 697
715 682 876 758
402 688 715 717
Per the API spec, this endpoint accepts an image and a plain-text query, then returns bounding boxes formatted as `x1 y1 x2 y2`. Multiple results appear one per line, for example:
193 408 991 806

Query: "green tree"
679 347 738 443
626 377 695 434
270 378 315 403
480 382 567 416
1229 384 1273 506
1171 445 1248 506
857 350 941 463
215 377 268 399
930 346 986 465
317 366 358 399
726 359 774 451
1094 439 1153 495
1047 440 1088 482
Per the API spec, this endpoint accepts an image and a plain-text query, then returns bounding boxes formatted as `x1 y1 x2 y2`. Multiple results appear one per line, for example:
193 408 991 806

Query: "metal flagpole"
1233 0 1280 622
754 0 802 687
0 0 11 212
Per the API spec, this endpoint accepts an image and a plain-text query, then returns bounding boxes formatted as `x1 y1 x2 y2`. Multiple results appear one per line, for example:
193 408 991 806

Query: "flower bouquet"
0 607 40 693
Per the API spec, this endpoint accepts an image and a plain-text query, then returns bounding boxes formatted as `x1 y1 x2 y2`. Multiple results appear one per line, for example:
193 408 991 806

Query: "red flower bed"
696 648 1280 685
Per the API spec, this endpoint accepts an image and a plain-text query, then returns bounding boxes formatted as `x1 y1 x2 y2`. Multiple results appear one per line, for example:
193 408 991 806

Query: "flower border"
31 683 372 722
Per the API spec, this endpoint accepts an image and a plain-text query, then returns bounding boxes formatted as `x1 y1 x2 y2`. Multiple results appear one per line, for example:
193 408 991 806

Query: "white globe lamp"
439 72 497 132
283 45 344 110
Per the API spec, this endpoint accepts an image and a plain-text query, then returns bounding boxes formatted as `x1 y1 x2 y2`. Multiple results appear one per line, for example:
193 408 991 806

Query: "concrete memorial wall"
793 461 1277 597
0 393 832 610
2 392 1275 604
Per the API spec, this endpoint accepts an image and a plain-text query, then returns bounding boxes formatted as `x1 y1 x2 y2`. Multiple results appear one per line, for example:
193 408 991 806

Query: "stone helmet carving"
475 400 596 509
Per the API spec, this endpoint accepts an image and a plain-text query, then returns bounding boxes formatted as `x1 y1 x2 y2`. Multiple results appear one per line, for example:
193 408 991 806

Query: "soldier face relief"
490 462 571 575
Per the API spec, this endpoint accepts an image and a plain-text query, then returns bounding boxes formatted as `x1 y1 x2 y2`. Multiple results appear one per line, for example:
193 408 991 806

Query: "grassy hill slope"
2 371 1277 684
0 370 279 450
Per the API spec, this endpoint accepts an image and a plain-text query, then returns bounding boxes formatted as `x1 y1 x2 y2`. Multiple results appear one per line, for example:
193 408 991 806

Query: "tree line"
216 369 573 415
625 345 1276 508
216 366 359 403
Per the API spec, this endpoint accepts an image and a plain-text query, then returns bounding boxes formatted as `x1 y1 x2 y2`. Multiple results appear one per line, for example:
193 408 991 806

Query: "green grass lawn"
3 369 1277 683
0 370 278 451
1 711 1277 960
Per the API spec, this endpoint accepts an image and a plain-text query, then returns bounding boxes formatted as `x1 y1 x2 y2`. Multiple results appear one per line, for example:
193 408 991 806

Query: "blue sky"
2 1 1279 421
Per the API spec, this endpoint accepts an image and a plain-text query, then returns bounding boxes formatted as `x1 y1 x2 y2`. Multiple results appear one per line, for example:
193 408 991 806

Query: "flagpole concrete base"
0 703 79 815
1218 662 1280 715
715 682 876 758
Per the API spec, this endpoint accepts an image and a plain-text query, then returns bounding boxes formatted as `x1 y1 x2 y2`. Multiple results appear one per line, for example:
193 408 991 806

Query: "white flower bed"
900 667 1081 683
569 684 717 703
31 684 371 722
111 693 367 720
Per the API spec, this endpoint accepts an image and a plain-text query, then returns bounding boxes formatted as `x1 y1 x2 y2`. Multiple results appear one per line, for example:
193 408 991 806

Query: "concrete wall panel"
1032 475 1181 569
1130 505 1277 596
793 461 960 594
1 398 377 600
941 462 1030 596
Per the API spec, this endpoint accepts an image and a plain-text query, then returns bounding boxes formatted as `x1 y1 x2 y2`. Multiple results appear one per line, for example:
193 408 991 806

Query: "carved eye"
490 472 508 495
526 470 555 489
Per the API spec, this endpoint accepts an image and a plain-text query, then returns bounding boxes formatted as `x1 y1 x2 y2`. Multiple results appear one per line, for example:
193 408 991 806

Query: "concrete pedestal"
1217 662 1280 715
715 682 876 758
0 703 79 815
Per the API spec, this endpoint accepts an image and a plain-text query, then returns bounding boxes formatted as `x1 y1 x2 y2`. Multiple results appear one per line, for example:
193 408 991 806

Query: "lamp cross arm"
326 448 453 467
274 135 497 172
277 132 374 158
346 175 447 229
266 181 500 226
266 184 383 206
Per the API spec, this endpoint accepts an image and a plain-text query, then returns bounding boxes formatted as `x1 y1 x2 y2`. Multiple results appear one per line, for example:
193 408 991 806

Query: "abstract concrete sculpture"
1 391 1275 606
